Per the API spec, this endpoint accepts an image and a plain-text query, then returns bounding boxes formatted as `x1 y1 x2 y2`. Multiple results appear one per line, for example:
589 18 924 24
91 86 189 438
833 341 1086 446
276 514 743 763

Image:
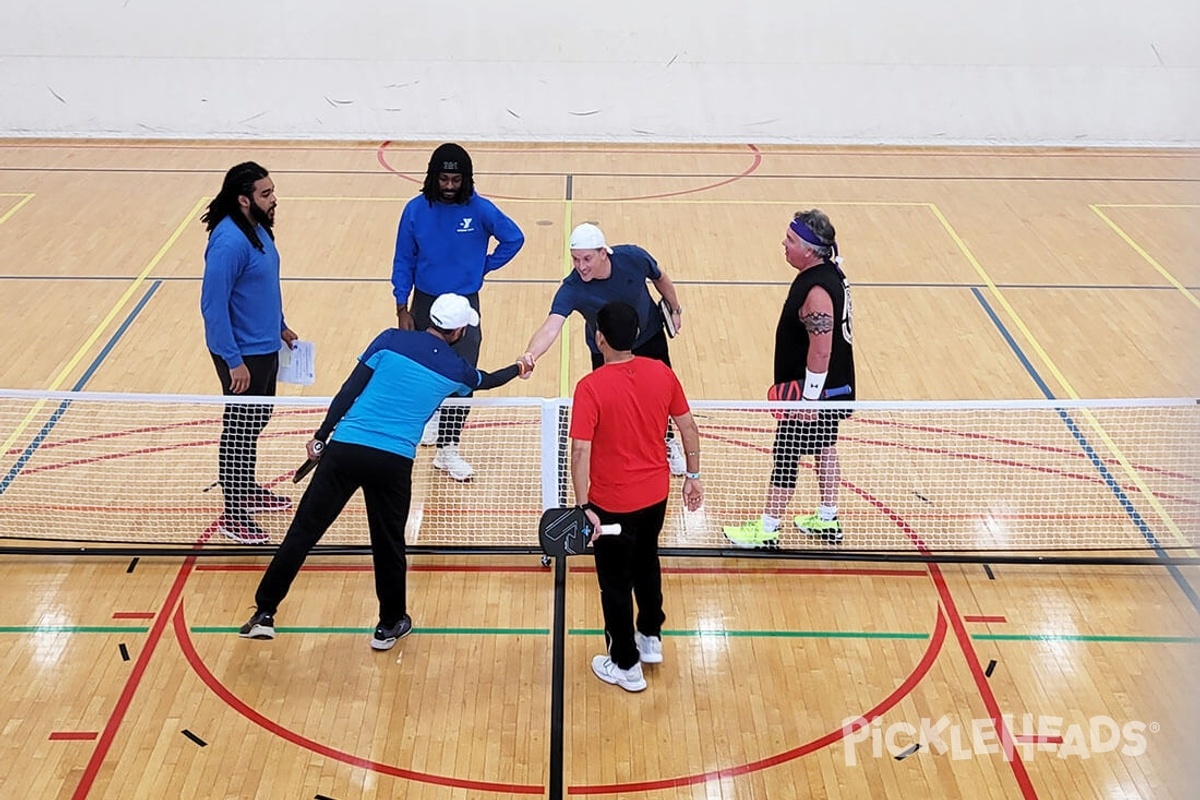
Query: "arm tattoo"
802 311 834 336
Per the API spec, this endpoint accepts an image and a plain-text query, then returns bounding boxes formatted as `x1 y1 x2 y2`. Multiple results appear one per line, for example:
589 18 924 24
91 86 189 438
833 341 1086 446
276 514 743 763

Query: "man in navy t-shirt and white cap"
521 222 690 475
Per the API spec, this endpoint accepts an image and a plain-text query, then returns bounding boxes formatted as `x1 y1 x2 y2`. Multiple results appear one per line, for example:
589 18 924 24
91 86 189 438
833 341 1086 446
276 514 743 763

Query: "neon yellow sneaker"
795 513 844 544
721 519 780 549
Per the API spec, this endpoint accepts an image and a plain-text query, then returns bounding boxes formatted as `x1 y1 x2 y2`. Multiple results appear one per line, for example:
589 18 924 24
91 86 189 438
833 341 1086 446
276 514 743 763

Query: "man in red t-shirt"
569 302 704 692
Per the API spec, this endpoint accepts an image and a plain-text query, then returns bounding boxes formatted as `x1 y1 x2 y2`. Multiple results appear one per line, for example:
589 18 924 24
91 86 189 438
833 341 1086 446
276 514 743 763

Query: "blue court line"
970 287 1200 615
0 281 163 496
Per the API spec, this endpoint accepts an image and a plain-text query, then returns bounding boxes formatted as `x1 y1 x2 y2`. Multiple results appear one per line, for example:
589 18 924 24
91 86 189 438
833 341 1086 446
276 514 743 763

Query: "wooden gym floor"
0 141 1198 798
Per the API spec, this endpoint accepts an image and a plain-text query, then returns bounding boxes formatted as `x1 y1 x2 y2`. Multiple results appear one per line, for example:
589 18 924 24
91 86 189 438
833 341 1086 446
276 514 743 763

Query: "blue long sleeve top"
200 216 287 369
391 194 524 303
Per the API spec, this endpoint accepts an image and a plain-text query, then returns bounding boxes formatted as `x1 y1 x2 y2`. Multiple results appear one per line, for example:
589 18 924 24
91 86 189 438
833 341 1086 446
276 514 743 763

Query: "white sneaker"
591 655 647 692
420 410 440 446
635 632 663 664
665 437 686 476
433 444 474 481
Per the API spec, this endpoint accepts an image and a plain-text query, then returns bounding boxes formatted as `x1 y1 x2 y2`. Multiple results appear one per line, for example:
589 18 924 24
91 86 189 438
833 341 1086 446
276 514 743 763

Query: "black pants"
590 498 669 669
254 441 413 626
211 352 278 516
410 289 481 446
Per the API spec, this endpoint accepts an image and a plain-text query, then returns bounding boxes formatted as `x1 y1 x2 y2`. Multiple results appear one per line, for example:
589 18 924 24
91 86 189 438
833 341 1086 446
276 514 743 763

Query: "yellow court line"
286 196 932 207
286 196 555 204
576 199 932 206
0 193 35 226
558 202 574 398
1093 204 1200 209
928 202 1193 552
0 196 208 458
1089 205 1200 313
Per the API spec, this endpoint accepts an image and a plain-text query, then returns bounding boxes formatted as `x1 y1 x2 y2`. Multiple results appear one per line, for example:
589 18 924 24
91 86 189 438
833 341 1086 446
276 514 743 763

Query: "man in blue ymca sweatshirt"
390 143 525 482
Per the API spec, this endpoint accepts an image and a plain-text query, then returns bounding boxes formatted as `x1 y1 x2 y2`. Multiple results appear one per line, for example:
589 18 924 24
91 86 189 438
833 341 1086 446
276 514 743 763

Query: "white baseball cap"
569 223 613 254
429 293 480 329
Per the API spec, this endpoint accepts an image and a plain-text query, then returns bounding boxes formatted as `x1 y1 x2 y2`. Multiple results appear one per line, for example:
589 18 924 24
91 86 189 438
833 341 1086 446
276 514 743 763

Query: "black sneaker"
370 614 413 651
238 610 275 640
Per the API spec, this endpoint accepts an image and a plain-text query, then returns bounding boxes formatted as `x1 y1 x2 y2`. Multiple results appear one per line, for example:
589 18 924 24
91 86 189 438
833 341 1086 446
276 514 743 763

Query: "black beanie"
428 143 473 180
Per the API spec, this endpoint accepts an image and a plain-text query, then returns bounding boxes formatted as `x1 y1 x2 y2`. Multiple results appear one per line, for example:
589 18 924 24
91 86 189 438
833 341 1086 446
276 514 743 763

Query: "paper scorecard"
278 340 315 385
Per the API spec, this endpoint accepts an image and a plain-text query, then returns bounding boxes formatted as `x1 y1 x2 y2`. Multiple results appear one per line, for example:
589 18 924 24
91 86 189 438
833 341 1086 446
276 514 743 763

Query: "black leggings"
211 352 277 516
410 289 481 446
254 441 413 626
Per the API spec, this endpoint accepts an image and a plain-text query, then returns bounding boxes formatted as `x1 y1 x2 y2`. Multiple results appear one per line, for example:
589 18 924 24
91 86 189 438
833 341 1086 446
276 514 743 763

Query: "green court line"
973 633 1200 644
569 628 930 640
191 626 550 635
8 626 1193 644
0 626 150 634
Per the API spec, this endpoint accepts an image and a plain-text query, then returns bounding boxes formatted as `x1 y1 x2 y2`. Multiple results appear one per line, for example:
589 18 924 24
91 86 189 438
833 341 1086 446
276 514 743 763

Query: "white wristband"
802 369 828 401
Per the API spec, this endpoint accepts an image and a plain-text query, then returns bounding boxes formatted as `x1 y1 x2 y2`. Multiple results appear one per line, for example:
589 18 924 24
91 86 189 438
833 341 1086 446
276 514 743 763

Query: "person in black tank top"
724 209 856 547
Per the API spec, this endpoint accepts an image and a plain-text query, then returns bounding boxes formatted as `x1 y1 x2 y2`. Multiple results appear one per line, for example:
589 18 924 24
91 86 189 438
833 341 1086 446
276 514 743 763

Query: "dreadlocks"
201 162 274 252
421 143 475 205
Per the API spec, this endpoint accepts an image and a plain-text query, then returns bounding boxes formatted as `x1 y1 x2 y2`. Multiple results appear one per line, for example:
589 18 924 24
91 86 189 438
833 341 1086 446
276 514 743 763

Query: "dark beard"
249 202 273 231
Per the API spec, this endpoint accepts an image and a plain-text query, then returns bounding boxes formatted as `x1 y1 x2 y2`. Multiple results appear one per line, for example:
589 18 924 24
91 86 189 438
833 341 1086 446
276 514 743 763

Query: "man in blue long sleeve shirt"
237 294 532 650
391 143 524 481
200 162 299 544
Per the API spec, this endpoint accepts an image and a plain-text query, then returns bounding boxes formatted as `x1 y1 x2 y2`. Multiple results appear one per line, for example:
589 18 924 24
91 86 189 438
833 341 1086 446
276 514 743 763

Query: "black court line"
4 275 1197 293
985 659 997 677
119 643 129 661
181 729 206 747
4 542 1200 565
1 165 1198 183
547 555 567 800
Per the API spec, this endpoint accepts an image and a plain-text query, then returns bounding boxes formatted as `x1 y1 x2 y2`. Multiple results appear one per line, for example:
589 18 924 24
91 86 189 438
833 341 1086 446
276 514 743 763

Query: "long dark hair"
421 143 474 205
201 162 273 252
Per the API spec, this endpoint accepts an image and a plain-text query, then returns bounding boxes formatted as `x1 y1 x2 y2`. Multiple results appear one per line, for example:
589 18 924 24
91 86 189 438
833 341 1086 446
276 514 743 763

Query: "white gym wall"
1 0 1196 145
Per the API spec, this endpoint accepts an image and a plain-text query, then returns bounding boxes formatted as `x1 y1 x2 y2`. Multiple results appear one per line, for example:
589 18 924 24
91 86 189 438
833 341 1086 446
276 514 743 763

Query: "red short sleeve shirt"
569 356 690 512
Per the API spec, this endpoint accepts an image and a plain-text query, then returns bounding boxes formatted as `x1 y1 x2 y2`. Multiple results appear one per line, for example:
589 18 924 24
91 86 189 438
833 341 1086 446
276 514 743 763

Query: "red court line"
1015 735 1064 745
194 563 926 578
377 141 762 201
195 563 546 574
49 732 98 741
576 565 927 577
864 496 1041 796
701 429 1199 509
172 601 544 794
570 610 947 794
964 615 1008 624
702 418 1200 487
850 486 1039 799
69 545 202 799
111 612 156 620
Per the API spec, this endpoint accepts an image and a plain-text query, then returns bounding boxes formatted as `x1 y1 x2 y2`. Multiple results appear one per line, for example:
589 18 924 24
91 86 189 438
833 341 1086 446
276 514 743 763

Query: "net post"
540 399 564 511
